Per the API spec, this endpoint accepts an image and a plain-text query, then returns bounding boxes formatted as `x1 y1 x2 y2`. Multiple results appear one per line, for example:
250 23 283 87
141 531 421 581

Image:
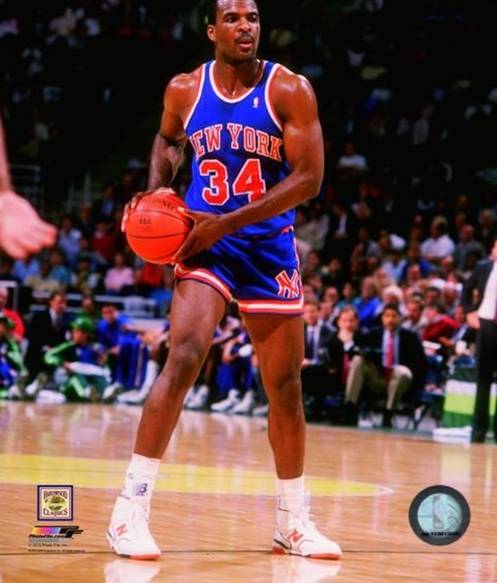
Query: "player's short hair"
206 0 220 24
206 0 259 25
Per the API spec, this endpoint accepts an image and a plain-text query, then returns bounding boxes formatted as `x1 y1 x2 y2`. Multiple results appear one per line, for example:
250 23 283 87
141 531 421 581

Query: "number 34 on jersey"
199 158 268 206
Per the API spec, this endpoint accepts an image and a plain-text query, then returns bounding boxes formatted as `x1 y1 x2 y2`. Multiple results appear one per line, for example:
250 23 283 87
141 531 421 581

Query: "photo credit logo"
37 485 74 521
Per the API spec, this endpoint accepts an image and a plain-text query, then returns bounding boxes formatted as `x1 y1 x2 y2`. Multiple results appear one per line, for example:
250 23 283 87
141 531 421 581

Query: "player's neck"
213 57 262 98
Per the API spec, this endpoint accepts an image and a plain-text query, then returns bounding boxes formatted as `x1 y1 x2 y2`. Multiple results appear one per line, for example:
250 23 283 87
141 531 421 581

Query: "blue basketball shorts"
175 226 303 315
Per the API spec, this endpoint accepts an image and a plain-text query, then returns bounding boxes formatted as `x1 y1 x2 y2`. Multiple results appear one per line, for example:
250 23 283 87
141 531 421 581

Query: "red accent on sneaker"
289 530 304 544
309 553 341 560
116 523 128 537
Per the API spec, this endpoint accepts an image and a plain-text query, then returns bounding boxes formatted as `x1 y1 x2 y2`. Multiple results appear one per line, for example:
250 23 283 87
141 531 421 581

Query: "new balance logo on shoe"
289 530 304 544
116 523 128 537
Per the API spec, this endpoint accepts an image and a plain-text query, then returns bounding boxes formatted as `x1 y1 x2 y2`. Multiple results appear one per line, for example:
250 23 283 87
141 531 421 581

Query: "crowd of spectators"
1 1 496 426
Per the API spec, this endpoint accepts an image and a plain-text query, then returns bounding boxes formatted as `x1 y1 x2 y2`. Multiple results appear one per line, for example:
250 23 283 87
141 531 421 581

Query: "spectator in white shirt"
420 217 455 264
104 252 135 295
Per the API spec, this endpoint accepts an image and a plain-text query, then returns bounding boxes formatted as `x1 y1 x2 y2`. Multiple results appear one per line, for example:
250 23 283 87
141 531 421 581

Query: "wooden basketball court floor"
0 402 496 583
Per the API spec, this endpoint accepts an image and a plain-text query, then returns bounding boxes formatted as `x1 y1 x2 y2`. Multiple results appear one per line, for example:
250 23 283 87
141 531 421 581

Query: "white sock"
141 361 159 394
277 475 306 518
121 453 160 513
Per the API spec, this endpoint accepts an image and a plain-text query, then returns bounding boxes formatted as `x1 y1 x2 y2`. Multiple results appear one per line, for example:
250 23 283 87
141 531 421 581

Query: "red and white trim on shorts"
174 264 233 303
237 296 304 315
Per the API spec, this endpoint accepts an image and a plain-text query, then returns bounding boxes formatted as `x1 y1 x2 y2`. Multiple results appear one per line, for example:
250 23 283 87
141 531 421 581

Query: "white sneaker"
36 389 66 404
210 389 240 413
273 505 342 560
7 384 23 400
103 383 123 403
183 386 195 408
187 384 210 410
232 390 254 415
253 403 269 417
107 495 161 561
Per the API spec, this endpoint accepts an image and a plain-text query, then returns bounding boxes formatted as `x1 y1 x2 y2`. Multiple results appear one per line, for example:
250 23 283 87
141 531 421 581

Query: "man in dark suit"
462 238 497 442
361 304 427 428
25 291 71 380
301 300 334 419
327 306 366 425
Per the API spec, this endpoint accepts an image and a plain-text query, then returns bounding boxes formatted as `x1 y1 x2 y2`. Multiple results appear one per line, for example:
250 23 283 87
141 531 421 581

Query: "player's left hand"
173 208 228 262
0 191 57 259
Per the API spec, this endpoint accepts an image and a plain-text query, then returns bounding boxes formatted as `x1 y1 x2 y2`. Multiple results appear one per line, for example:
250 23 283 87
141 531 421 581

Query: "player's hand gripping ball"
123 188 193 264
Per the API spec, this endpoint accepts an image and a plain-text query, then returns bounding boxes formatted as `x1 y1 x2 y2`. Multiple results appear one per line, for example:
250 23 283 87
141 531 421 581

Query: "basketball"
124 188 193 264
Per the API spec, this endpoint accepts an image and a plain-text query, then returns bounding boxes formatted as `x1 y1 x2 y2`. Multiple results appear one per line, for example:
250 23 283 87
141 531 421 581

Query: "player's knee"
266 370 302 415
161 341 205 388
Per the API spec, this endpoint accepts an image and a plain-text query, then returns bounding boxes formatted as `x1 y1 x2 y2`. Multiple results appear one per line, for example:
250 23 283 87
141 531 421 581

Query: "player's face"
208 0 260 64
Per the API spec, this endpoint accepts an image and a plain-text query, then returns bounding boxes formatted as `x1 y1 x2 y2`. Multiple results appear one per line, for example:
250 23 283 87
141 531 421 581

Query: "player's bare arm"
175 69 323 262
0 117 56 259
147 71 201 190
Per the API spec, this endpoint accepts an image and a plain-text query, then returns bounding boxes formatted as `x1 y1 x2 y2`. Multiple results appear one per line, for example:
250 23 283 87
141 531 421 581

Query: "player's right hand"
121 187 177 232
0 191 56 259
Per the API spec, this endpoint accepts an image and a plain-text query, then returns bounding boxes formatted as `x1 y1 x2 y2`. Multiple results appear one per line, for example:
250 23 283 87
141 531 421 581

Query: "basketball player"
108 0 341 560
0 117 56 259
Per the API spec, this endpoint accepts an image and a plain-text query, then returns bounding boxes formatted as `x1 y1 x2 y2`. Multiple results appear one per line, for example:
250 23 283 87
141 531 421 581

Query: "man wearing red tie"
359 304 427 427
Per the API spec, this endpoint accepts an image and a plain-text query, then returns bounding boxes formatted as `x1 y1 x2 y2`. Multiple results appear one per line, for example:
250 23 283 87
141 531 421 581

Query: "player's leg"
108 279 227 560
243 313 341 560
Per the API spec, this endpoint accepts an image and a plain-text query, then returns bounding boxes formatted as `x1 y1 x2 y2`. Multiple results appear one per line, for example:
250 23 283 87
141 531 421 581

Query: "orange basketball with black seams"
124 189 193 264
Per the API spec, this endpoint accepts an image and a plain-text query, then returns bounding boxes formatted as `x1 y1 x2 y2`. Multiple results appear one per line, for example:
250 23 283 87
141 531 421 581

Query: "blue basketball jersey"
184 60 293 237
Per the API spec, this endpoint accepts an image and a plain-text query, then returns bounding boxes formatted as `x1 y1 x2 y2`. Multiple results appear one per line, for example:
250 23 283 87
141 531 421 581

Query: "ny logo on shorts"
275 269 301 299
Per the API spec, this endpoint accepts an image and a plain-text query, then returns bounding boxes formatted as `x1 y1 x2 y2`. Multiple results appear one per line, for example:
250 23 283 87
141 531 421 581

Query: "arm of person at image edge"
134 68 324 262
0 117 56 259
462 258 492 331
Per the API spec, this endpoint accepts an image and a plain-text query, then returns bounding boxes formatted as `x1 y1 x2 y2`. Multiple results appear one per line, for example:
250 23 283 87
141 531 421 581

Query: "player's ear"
207 24 216 43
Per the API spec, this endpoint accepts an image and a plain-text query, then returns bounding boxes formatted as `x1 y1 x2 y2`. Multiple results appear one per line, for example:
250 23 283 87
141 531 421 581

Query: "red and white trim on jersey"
237 296 304 315
209 60 266 104
184 64 207 132
264 63 283 132
174 264 233 303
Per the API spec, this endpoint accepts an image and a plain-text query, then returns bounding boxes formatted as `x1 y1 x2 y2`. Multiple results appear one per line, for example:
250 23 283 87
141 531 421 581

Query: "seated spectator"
422 302 460 347
210 331 255 414
58 214 82 268
360 304 427 427
104 252 135 294
327 306 366 425
25 260 62 294
420 217 455 264
402 297 427 336
48 249 71 288
72 257 101 294
300 300 334 419
0 286 24 341
0 257 16 283
91 220 116 263
356 277 381 331
97 303 147 393
43 317 111 402
13 255 40 285
81 294 100 325
25 291 71 381
400 241 433 281
321 258 345 290
323 200 357 262
0 312 27 400
453 225 485 272
336 281 358 310
337 142 368 178
76 237 107 272
135 262 165 296
92 182 118 221
382 248 407 284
